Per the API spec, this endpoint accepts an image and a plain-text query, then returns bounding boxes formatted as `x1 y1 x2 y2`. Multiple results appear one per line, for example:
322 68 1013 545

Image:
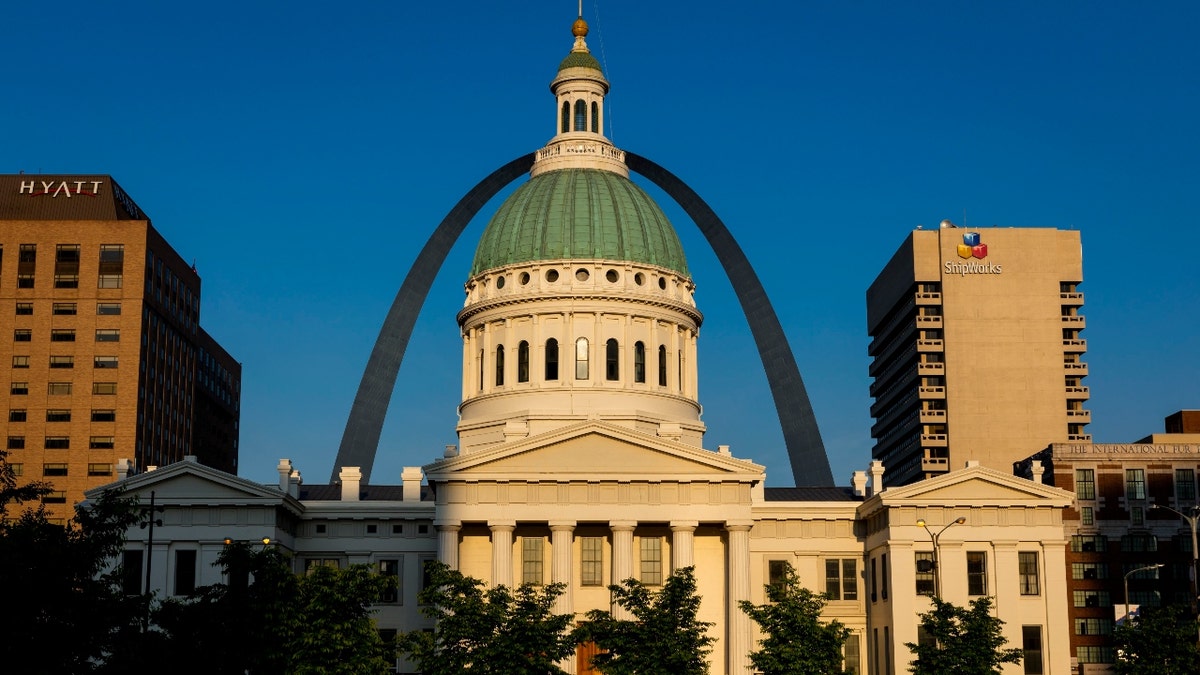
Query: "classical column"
489 520 516 587
550 520 577 675
434 520 462 570
670 521 698 570
610 521 637 619
726 521 753 675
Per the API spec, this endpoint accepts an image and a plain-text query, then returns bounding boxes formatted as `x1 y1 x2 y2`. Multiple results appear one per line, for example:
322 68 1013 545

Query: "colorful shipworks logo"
957 232 987 259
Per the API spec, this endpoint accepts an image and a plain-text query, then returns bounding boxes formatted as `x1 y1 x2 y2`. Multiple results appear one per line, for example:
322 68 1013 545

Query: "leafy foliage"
738 562 850 675
398 561 576 675
905 596 1022 675
1112 603 1200 675
0 450 144 674
579 566 715 675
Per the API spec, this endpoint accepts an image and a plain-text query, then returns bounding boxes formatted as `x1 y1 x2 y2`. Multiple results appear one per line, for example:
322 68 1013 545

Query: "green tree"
905 596 1022 675
579 566 715 675
0 450 144 674
1112 603 1200 675
739 562 850 675
398 561 576 675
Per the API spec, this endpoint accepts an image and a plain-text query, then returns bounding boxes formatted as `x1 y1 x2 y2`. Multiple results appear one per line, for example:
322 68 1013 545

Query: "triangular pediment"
426 420 763 482
874 465 1072 508
85 458 296 509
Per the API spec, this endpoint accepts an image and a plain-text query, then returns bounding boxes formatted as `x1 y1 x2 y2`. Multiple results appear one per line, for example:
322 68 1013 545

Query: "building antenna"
592 0 615 142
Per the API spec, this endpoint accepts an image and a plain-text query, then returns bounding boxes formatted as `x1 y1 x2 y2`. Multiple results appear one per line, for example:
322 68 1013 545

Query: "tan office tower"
867 223 1088 486
0 175 240 520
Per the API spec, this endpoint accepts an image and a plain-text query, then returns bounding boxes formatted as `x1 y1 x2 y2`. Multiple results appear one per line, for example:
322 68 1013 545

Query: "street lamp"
1149 503 1200 641
1123 563 1164 624
916 516 966 598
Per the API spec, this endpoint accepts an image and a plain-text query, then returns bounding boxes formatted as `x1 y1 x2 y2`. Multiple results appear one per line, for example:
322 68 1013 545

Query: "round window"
634 272 645 286
546 269 559 283
658 277 667 290
576 268 590 281
495 276 506 289
519 272 530 285
606 269 619 283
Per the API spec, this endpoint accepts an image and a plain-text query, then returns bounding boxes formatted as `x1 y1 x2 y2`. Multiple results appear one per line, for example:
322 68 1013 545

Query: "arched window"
575 337 589 379
591 101 599 133
561 101 570 134
545 339 559 381
479 349 485 391
518 341 530 383
495 345 505 386
658 345 667 386
634 342 645 383
606 339 619 381
574 100 587 131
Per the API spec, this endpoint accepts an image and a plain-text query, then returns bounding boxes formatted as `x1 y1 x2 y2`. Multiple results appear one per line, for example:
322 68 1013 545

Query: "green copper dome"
471 168 689 277
558 50 603 73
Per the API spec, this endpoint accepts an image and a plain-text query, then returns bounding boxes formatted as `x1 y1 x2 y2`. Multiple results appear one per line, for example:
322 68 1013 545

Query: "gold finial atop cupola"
572 16 589 38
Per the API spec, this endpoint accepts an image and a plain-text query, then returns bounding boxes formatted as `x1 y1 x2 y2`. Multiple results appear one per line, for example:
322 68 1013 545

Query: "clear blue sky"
6 2 1198 487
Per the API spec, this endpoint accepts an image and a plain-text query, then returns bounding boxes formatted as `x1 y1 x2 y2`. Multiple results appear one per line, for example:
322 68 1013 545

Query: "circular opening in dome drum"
576 268 590 281
606 269 619 283
519 272 530 285
546 269 559 283
495 276 506 289
658 277 667 290
634 273 645 286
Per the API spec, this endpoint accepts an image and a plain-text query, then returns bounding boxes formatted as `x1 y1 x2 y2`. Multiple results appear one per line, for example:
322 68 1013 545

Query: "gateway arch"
331 152 834 487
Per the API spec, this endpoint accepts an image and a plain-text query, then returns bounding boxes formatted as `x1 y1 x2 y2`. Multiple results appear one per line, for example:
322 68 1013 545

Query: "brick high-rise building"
0 175 239 519
867 223 1089 485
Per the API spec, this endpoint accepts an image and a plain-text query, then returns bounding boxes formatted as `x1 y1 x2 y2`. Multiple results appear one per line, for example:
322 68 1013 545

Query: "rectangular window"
44 437 70 449
639 536 663 586
90 436 116 450
46 410 72 422
1072 562 1108 580
43 491 67 504
48 382 73 395
870 557 878 602
91 409 116 422
174 550 198 596
1121 534 1158 552
9 410 27 422
880 553 888 600
42 462 70 476
967 552 987 595
522 537 544 585
1131 506 1144 526
10 463 23 477
7 436 25 449
379 559 401 603
14 329 31 342
581 537 604 586
1126 469 1146 500
98 244 124 288
17 243 36 288
1022 626 1043 675
1071 534 1107 552
54 244 80 288
767 559 789 588
1075 469 1095 500
1074 618 1112 636
915 552 935 596
825 559 858 600
1177 469 1196 501
15 302 33 315
1080 506 1094 526
1076 646 1115 664
1073 590 1111 608
52 302 77 315
11 382 29 395
49 355 74 369
1019 552 1040 595
11 355 29 368
92 382 118 395
304 558 341 575
97 302 122 315
50 329 75 342
843 634 860 674
122 550 144 595
94 356 119 369
88 463 112 477
95 329 120 342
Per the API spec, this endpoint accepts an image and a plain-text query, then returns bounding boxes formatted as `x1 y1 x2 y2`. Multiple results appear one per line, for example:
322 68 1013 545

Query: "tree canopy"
739 562 851 675
398 561 576 675
905 596 1022 675
579 566 715 675
1111 603 1200 675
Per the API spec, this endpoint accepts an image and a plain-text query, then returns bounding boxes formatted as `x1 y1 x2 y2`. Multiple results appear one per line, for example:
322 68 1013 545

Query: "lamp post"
1149 503 1199 641
1123 563 1164 624
916 516 966 598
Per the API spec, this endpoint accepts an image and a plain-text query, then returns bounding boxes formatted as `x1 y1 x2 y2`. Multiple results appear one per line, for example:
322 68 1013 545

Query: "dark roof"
764 487 862 502
298 484 433 502
0 174 147 220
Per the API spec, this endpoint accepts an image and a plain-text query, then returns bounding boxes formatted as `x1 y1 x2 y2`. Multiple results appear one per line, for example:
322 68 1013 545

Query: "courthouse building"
90 15 1078 675
0 175 241 520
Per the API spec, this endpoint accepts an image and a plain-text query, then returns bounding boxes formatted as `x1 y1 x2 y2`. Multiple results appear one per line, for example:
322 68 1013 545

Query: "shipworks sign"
945 232 1002 276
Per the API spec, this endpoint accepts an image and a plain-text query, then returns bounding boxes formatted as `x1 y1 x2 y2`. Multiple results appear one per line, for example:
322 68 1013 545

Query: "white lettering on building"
17 180 103 197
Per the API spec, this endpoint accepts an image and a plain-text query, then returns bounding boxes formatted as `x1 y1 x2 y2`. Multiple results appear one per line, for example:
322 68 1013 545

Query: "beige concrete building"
867 224 1088 485
0 175 240 520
